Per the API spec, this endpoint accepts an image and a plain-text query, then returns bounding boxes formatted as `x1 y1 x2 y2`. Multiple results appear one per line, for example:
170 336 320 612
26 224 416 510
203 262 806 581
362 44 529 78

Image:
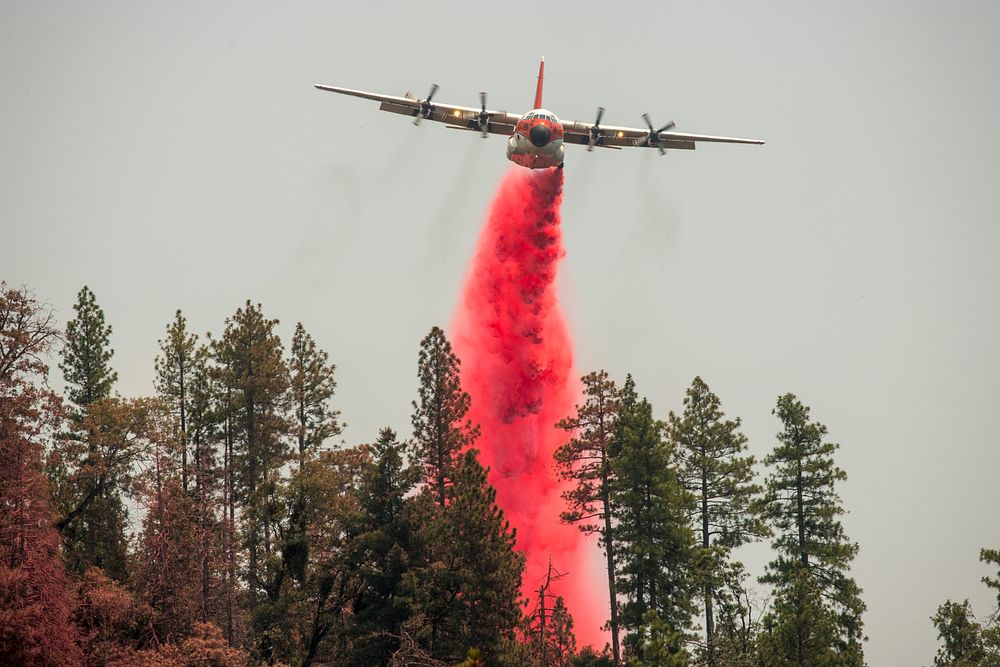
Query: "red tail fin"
533 57 545 109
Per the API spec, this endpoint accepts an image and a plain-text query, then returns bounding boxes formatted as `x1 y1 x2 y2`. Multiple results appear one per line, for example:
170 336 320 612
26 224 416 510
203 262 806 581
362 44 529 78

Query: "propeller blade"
480 91 487 114
657 121 675 133
642 112 655 133
427 84 439 103
658 146 666 156
588 106 605 151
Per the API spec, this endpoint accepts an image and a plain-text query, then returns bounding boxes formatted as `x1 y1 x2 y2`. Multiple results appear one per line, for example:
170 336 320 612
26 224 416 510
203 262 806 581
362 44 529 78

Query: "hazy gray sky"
3 2 999 663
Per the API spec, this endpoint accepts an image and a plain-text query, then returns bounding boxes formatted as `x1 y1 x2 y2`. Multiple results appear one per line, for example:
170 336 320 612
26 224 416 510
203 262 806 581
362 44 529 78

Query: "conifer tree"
210 300 291 658
410 450 524 663
411 326 478 507
756 565 839 667
612 376 695 662
983 548 1000 615
554 370 622 665
52 285 134 580
926 547 1000 666
60 285 117 413
342 427 421 666
759 394 865 664
288 322 342 467
667 377 765 666
155 309 202 492
0 284 82 665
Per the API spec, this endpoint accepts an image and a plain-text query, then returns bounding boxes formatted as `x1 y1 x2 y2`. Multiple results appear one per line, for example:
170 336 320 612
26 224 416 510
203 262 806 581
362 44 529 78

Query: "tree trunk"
796 457 807 567
601 453 622 667
703 466 715 667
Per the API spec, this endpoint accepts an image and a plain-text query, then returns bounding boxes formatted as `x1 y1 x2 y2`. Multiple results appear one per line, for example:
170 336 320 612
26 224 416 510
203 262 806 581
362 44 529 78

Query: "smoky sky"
3 2 999 664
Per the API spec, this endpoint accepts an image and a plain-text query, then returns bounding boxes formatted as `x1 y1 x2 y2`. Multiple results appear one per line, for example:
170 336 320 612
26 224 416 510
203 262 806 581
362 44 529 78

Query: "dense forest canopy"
1 281 996 666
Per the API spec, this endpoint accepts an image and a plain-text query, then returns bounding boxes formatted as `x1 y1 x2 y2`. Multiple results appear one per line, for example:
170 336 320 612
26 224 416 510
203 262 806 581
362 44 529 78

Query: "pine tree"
759 394 865 664
289 322 342 467
554 370 622 665
295 446 369 666
710 562 759 667
926 547 1000 667
983 548 1000 615
155 309 202 492
667 377 765 666
184 345 226 626
52 285 133 580
0 283 82 665
210 300 291 660
411 326 478 507
756 565 839 667
60 285 117 413
409 450 524 663
612 376 695 662
342 427 421 666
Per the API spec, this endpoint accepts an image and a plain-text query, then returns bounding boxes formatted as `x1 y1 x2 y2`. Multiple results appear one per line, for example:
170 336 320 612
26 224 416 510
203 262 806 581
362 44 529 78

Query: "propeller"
587 107 605 152
641 113 676 154
477 91 490 138
413 84 439 125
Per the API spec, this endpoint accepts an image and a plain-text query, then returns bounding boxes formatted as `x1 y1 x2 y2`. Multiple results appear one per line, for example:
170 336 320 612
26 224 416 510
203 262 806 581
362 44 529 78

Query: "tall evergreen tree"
0 283 82 665
409 450 524 663
667 377 765 666
155 309 202 492
411 326 478 507
612 376 695 662
210 300 291 660
759 394 865 664
554 370 622 665
756 565 839 667
52 285 133 580
288 322 342 467
60 285 117 413
342 427 421 666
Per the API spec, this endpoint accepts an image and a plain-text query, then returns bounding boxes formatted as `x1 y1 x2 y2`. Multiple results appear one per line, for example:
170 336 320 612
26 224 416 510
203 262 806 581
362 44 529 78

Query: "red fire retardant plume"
451 167 606 648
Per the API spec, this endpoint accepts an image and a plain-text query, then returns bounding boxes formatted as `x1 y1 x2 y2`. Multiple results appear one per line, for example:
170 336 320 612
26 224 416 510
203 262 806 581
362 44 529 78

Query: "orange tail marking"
533 57 545 109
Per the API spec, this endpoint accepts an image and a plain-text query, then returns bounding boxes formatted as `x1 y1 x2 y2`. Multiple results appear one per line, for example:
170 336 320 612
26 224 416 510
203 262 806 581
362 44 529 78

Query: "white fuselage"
506 108 565 169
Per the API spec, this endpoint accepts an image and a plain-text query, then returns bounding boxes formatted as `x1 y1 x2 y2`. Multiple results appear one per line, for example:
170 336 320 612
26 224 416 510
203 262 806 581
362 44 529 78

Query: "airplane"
314 58 764 169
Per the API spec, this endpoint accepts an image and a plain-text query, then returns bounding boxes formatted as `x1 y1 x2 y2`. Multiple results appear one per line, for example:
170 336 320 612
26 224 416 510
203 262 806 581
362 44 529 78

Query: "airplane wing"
561 117 764 151
314 84 521 136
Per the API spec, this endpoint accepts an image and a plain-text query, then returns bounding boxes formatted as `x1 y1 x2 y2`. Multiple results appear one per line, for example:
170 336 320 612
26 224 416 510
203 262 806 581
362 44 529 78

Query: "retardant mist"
451 167 607 648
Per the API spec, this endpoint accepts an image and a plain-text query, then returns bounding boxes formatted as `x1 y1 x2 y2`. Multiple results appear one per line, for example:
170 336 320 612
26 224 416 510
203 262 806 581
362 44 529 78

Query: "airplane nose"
529 124 551 147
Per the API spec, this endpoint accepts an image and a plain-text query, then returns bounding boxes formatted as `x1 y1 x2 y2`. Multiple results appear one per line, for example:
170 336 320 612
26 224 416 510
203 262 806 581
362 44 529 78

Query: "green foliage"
668 376 765 665
341 427 421 666
982 548 1000 615
627 610 690 667
60 285 117 413
411 326 478 507
930 599 989 667
210 300 290 652
289 322 342 464
612 375 695 660
926 547 1000 667
710 562 759 667
554 369 622 664
53 398 165 581
756 565 841 667
154 309 203 492
759 394 865 660
408 450 525 664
